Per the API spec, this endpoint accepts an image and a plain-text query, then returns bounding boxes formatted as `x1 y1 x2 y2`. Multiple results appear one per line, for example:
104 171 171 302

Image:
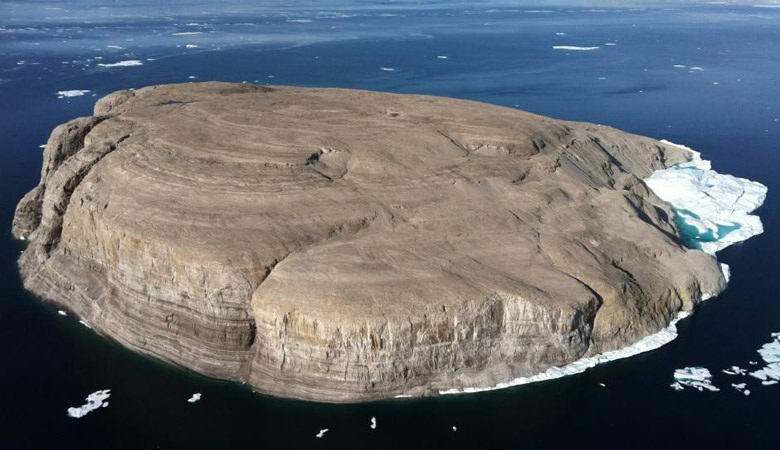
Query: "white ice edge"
437 139 767 397
67 389 111 418
440 310 693 395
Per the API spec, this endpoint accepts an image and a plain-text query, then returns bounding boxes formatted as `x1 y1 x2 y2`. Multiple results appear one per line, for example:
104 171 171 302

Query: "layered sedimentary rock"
13 82 726 402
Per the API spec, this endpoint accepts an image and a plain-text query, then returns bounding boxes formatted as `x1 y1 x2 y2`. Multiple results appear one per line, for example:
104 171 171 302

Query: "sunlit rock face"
14 82 734 402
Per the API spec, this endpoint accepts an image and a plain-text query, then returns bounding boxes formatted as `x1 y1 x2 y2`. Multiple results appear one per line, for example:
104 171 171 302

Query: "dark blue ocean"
1 1 779 449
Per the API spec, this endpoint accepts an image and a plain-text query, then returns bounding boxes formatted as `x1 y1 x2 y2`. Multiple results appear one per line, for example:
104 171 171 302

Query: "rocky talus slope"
13 82 724 402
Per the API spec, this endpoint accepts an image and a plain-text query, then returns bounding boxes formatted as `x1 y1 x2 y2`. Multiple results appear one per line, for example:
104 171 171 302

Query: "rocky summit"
13 82 724 402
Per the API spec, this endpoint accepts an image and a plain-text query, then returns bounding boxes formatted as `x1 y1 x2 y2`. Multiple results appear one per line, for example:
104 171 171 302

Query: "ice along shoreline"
434 140 768 397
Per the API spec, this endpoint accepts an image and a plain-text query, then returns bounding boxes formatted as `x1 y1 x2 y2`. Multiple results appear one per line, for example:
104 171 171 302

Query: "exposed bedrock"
13 82 725 402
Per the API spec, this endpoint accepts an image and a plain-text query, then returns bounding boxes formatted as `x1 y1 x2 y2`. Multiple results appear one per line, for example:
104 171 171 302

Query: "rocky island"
13 82 730 402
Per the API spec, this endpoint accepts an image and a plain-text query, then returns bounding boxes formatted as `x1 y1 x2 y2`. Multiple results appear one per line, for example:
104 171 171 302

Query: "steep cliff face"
13 82 725 402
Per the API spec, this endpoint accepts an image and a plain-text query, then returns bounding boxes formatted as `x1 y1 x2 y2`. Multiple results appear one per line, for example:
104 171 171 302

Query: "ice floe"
436 55 448 59
722 365 747 375
315 429 328 438
731 383 751 396
56 90 90 98
379 67 396 71
97 60 143 68
440 310 692 395
187 393 201 403
553 46 599 51
172 31 203 36
67 389 111 418
670 367 719 392
185 44 199 48
645 140 767 255
370 417 377 429
749 333 780 384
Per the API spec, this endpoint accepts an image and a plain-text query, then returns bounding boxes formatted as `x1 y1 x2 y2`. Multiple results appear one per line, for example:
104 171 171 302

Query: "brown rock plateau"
13 82 724 402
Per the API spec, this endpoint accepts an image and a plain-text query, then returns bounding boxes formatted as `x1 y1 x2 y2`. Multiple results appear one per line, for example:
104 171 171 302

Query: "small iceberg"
97 60 143 68
370 417 377 429
553 46 599 51
315 429 328 438
670 367 719 392
57 310 67 316
57 90 90 98
645 140 767 255
187 393 201 403
67 389 111 418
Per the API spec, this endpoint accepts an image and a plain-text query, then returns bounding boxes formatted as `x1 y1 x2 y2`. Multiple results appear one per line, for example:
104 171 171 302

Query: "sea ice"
185 44 199 48
67 389 111 418
671 367 719 392
97 60 143 68
172 31 203 35
749 333 780 384
722 365 746 375
379 67 396 71
56 90 90 98
731 383 751 395
552 46 599 51
315 429 328 438
645 140 767 255
187 393 201 403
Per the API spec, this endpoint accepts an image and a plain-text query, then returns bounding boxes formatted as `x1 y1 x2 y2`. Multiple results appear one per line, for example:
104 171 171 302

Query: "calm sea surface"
1 2 779 449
